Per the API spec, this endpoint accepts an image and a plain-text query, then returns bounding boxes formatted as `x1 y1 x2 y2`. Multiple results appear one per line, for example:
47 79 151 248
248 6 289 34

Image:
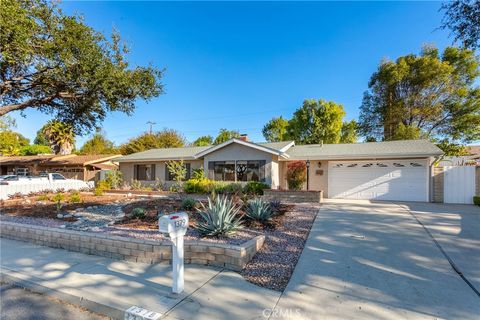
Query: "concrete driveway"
274 200 480 320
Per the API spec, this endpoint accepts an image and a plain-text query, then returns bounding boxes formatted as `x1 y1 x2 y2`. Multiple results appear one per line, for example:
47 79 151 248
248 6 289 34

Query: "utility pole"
146 121 156 134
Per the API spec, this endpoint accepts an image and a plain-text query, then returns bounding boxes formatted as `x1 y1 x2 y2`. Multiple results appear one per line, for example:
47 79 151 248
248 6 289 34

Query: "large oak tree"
359 46 480 147
0 0 163 133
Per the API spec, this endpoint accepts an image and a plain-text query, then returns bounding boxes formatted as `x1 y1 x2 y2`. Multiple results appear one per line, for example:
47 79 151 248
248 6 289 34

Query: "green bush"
93 187 104 196
131 207 146 219
105 171 122 189
37 194 50 201
243 181 269 195
473 196 480 206
69 191 82 203
52 192 64 203
181 197 197 210
245 198 273 221
224 183 243 194
195 195 243 236
184 178 215 194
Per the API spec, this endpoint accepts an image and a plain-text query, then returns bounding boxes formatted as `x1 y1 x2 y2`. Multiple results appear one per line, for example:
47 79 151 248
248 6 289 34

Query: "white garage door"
328 160 429 202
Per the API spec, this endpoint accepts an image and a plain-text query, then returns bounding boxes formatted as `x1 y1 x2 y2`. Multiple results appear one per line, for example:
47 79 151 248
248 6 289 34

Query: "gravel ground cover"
241 203 320 291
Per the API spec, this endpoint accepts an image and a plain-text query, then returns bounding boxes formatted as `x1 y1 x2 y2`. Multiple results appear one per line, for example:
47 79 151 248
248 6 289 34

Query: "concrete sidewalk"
274 200 480 320
0 238 280 320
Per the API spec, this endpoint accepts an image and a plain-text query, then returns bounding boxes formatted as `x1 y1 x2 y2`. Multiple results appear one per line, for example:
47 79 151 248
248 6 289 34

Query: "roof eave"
281 152 443 161
194 138 282 158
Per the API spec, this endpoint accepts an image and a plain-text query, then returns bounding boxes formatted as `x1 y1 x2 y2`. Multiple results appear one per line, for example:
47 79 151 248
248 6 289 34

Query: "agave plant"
195 195 243 236
245 198 273 221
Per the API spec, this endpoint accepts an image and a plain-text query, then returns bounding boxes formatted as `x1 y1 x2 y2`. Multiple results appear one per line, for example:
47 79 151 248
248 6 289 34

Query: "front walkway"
0 238 280 320
274 200 480 320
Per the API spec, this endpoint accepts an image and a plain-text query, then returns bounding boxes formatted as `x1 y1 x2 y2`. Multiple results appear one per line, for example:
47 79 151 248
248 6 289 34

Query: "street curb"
0 268 125 319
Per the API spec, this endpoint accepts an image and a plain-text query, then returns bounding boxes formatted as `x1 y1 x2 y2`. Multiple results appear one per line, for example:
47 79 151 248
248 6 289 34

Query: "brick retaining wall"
263 189 323 203
0 222 264 271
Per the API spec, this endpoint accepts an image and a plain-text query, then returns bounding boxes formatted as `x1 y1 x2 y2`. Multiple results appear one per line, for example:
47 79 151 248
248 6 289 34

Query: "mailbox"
158 212 188 238
158 212 189 294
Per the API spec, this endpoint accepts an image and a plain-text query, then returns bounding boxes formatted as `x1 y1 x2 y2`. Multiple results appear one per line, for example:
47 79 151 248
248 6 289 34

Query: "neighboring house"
116 137 443 202
0 154 120 181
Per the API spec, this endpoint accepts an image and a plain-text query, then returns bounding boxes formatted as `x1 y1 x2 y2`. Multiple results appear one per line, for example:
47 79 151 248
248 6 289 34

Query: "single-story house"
116 137 444 202
0 154 120 181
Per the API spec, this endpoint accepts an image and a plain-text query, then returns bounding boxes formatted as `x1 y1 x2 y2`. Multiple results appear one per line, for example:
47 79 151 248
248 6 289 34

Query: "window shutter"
133 165 138 180
186 163 191 180
165 165 170 181
208 162 214 179
259 160 266 182
151 164 156 180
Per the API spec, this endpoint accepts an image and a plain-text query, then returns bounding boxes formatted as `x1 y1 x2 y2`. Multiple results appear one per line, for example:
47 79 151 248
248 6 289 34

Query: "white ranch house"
116 138 445 202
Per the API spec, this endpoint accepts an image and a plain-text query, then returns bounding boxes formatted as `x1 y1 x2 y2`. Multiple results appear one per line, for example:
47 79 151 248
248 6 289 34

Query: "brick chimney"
239 134 248 141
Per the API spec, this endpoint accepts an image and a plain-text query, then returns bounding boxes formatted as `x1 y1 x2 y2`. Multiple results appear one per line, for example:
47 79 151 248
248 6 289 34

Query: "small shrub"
8 192 23 199
286 161 307 190
224 183 243 194
473 196 480 206
192 168 205 180
169 184 181 192
52 192 65 203
131 179 142 190
97 180 111 190
244 181 269 195
269 200 282 213
213 181 228 194
245 198 273 221
181 197 197 210
93 187 104 196
105 171 123 189
37 194 50 201
152 178 165 191
184 178 215 194
195 195 243 236
69 191 82 203
131 207 146 219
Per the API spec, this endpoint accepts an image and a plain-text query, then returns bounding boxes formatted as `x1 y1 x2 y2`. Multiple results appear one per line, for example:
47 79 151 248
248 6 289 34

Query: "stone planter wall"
263 189 323 203
0 222 264 271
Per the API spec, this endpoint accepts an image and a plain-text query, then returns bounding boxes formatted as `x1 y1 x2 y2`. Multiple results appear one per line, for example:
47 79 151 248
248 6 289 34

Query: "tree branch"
0 95 57 116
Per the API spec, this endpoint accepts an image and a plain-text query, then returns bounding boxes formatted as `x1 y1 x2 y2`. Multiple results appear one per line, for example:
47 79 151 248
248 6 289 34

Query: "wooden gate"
443 166 476 204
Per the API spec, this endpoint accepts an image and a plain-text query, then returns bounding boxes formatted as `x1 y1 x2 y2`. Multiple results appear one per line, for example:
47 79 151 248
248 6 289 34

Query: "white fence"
0 180 94 200
443 166 476 204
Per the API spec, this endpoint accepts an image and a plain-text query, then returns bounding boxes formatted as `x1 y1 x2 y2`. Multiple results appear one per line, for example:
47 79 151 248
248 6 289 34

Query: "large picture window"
209 160 265 182
134 164 155 181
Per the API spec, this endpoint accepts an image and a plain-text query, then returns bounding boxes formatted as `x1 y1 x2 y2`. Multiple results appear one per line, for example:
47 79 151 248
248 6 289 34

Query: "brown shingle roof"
0 154 121 166
0 155 55 165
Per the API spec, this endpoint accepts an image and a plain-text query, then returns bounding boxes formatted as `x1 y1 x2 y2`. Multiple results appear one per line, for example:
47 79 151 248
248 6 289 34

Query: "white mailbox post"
158 212 189 294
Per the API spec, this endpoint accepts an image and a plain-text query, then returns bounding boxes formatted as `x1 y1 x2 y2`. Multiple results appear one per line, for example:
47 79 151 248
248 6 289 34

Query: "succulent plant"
195 195 243 236
269 200 282 213
131 207 146 219
245 198 273 221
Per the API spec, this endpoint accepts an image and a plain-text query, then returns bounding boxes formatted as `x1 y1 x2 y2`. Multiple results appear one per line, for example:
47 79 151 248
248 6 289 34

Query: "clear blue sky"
13 1 453 147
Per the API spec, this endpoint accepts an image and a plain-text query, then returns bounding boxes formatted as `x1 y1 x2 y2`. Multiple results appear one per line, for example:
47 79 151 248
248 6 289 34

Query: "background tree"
192 135 213 146
0 0 163 133
19 144 51 155
120 128 185 155
0 115 30 155
42 120 75 155
340 120 358 143
441 0 480 50
33 128 50 146
262 116 289 142
79 131 118 154
287 99 346 144
359 46 480 153
213 129 240 145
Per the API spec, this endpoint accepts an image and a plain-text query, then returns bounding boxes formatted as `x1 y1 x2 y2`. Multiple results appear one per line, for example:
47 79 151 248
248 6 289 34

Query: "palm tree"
42 121 75 155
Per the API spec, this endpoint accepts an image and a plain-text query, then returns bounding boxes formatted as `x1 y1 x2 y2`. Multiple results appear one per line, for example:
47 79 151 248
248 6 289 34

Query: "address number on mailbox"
174 218 186 228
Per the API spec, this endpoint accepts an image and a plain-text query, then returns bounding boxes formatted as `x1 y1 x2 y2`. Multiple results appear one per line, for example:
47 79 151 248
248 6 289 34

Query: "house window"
209 160 265 182
166 163 191 181
134 164 155 181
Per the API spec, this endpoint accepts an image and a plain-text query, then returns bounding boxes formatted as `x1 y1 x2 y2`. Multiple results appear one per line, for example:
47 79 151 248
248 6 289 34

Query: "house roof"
467 145 480 156
285 139 443 160
116 146 211 162
194 138 291 158
45 154 121 166
115 139 442 162
0 154 121 166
